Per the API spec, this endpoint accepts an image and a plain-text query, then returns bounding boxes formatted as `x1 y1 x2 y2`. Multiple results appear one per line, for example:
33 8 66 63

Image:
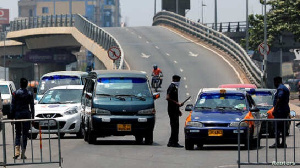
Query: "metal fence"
153 11 262 87
204 21 247 33
238 118 300 168
6 14 125 70
0 118 62 167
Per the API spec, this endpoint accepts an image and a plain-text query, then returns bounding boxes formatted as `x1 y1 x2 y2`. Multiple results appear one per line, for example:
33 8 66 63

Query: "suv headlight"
186 121 203 127
230 122 248 127
64 107 78 115
3 99 11 105
91 108 111 115
138 108 155 115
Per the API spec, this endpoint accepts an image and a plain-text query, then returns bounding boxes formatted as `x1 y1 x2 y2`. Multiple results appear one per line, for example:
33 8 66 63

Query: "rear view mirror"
185 104 193 111
153 93 160 100
290 110 296 118
250 107 260 113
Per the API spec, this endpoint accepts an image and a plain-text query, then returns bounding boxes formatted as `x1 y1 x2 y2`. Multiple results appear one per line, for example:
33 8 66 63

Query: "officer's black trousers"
168 114 179 145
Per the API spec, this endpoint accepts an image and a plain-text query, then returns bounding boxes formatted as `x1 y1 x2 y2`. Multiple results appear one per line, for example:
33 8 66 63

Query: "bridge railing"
153 11 262 87
6 14 125 70
204 21 247 33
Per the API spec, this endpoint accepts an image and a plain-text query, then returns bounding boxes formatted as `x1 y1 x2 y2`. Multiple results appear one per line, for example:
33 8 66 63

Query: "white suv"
0 81 16 116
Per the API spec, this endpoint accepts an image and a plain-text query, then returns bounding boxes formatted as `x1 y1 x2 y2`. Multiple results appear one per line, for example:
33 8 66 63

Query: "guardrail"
238 118 300 168
153 11 262 87
5 14 125 69
0 118 62 167
204 21 247 33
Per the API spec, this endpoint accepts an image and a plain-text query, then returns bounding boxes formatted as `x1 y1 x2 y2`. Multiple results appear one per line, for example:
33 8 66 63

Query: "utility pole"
245 0 249 52
262 0 267 87
214 0 217 30
176 0 179 14
3 31 6 80
154 0 156 15
201 1 206 24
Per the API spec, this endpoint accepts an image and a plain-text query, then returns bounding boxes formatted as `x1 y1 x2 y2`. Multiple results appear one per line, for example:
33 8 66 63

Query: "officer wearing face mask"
166 75 184 148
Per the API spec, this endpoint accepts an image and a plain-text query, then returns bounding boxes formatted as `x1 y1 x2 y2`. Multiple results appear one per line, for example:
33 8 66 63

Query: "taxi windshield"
40 89 82 104
251 92 273 107
38 75 81 95
195 93 247 111
96 77 152 98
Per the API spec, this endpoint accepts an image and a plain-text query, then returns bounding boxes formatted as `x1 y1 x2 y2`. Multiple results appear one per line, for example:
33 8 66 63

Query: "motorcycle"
152 76 161 92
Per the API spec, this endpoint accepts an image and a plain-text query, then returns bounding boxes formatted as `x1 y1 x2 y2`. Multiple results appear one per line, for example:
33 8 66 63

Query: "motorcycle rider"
152 64 163 88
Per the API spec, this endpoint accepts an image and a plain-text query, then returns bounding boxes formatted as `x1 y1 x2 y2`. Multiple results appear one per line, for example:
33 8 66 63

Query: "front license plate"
117 124 131 131
39 120 56 127
208 129 223 136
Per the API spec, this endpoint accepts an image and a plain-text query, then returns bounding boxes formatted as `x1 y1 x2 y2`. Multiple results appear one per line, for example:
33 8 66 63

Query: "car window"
251 92 273 106
40 89 82 104
0 85 10 94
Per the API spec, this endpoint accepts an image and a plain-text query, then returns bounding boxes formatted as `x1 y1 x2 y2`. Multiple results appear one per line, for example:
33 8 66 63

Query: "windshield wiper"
115 94 146 101
47 102 62 104
195 106 212 109
97 94 125 101
216 106 242 111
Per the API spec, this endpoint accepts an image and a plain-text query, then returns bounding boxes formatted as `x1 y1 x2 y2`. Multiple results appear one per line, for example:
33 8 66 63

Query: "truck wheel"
185 138 194 150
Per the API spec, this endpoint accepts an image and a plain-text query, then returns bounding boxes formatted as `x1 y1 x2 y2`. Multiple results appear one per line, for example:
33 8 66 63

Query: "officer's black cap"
172 75 181 80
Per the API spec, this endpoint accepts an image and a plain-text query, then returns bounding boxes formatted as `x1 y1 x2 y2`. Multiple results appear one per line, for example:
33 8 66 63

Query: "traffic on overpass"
0 0 299 168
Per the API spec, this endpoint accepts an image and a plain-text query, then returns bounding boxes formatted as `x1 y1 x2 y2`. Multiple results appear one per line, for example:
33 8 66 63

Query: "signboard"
258 42 270 56
107 46 121 60
0 9 9 25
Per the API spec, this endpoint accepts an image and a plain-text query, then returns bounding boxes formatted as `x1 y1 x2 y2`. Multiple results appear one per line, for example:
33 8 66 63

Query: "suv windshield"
38 75 81 95
250 92 273 107
40 89 82 104
96 77 151 98
195 93 247 111
0 85 10 94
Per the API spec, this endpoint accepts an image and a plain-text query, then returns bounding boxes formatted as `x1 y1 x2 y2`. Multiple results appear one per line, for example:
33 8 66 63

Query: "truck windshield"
251 92 273 107
96 77 151 97
0 85 10 94
195 93 247 111
38 75 81 95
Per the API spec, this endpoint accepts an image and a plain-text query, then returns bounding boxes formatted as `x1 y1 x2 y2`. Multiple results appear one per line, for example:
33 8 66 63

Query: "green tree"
242 0 300 50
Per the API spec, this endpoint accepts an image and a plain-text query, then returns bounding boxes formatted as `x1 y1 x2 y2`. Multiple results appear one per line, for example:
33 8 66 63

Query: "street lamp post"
262 0 267 87
154 0 156 15
3 31 6 80
214 0 217 30
245 0 249 52
176 0 179 14
201 1 206 24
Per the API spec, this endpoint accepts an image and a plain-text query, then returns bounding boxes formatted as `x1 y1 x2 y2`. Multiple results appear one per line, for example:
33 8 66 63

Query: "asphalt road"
1 26 299 168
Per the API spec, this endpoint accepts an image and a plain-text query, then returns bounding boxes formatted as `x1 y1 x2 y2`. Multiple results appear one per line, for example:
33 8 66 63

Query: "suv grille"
36 113 63 118
204 123 229 127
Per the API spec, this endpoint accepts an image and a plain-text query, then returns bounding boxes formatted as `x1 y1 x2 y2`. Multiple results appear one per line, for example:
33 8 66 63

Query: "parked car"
218 84 257 89
82 70 160 145
184 88 261 150
36 71 88 101
0 81 16 116
30 85 84 139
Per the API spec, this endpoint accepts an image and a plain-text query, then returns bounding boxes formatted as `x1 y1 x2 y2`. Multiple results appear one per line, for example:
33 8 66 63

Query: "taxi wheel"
135 135 143 145
196 143 203 149
29 133 38 140
185 139 194 150
145 132 153 145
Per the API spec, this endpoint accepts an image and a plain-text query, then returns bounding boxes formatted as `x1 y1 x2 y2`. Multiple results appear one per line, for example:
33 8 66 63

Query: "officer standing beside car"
10 78 35 159
166 75 184 148
270 76 290 148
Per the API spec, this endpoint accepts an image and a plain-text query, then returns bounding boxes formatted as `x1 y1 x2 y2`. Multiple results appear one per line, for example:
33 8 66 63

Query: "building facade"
18 0 120 27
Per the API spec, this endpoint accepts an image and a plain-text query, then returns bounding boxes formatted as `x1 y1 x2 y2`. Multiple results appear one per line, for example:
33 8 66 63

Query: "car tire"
29 133 38 139
145 132 153 145
57 133 65 139
83 123 88 142
135 135 143 145
87 126 96 144
76 126 84 139
196 143 203 149
185 138 194 150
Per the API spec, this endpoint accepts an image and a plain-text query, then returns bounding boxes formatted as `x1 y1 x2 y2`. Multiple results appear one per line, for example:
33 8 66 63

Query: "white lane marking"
162 27 244 84
186 93 190 96
183 77 187 80
138 36 142 39
166 53 170 56
180 68 183 72
174 60 178 64
189 51 198 57
141 53 150 58
155 46 160 49
146 41 149 44
185 85 188 88
217 165 238 168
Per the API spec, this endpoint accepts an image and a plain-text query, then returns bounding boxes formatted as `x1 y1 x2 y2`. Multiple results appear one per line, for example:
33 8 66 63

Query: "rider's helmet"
153 64 158 70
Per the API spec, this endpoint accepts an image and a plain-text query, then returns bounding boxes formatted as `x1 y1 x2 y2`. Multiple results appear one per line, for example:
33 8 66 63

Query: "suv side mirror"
185 104 193 111
153 93 160 100
290 110 296 118
250 107 260 113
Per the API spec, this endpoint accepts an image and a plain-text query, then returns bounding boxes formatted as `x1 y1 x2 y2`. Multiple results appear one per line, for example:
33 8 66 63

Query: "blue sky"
1 0 265 26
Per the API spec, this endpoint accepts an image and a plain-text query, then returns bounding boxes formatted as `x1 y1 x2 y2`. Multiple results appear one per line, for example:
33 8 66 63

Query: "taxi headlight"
260 113 268 119
230 122 248 127
138 108 155 114
92 108 111 115
186 121 203 127
64 108 78 115
3 99 11 105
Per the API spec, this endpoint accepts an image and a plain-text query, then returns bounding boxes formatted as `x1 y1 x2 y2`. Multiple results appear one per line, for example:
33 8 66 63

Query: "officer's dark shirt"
167 83 179 113
10 88 35 119
273 84 290 118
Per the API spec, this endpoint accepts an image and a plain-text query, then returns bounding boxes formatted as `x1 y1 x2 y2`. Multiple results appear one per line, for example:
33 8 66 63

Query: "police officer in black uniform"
166 75 184 148
10 78 34 159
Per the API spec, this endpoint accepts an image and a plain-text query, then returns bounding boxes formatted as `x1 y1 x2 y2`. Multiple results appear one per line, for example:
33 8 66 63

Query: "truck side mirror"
185 104 193 111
